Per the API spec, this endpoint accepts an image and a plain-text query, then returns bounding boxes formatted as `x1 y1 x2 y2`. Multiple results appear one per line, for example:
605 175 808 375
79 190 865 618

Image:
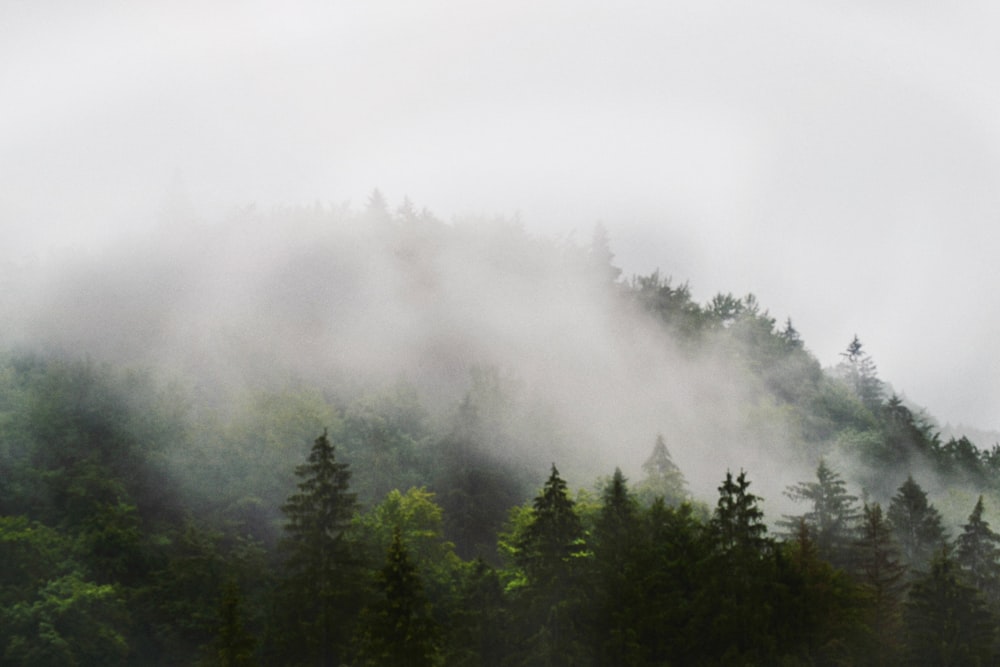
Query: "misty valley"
3 197 1000 666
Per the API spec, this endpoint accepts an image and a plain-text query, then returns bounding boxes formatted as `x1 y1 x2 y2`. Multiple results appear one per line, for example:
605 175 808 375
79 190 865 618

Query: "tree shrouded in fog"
887 476 946 577
838 335 883 411
781 460 859 570
636 434 688 507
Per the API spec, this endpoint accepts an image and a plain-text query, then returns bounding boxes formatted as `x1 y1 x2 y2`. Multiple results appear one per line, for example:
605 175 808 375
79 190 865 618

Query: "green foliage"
2 573 129 667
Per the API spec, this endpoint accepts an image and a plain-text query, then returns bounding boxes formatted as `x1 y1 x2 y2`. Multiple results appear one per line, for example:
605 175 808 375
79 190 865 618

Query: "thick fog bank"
0 201 822 506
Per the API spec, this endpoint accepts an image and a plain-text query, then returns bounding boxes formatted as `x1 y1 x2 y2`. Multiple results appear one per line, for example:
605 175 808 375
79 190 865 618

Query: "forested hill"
2 196 1000 664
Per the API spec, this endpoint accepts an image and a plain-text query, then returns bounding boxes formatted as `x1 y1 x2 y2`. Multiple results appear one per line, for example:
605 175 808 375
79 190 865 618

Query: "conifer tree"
354 526 439 667
887 476 946 576
838 335 883 410
853 503 907 666
904 552 995 666
712 470 769 556
781 460 860 569
955 495 1000 608
512 465 590 666
636 434 688 506
591 469 644 666
277 429 361 667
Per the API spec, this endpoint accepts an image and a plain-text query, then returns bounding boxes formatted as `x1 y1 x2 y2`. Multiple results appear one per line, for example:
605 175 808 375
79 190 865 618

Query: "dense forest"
3 195 1000 665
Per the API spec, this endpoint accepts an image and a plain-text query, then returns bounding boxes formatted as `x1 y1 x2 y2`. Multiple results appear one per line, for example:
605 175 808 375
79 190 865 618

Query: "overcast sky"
4 1 1000 430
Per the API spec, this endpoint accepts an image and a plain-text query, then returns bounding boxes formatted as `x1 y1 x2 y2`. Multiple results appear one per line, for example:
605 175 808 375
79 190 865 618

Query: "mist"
2 198 824 513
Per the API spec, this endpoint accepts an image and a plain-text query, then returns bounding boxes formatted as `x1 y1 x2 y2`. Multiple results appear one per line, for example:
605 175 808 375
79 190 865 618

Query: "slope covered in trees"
2 197 1000 663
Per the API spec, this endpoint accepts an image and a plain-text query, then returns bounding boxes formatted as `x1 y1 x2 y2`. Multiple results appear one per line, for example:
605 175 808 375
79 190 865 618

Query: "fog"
4 2 1000 457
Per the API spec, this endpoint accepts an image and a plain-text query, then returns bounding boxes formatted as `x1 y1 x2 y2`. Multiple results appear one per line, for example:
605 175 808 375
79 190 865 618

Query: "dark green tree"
904 552 994 666
887 476 947 576
511 465 590 666
955 495 1000 609
696 470 776 663
712 469 769 556
354 526 439 667
202 579 257 667
590 469 644 666
853 503 907 666
275 429 362 667
781 460 860 569
636 434 688 507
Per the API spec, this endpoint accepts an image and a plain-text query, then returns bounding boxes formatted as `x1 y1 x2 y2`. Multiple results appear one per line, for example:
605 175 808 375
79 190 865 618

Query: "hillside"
2 198 999 664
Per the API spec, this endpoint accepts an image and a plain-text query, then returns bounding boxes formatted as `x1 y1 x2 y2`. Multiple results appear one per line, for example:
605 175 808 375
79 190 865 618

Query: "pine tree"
636 434 688 507
887 476 946 576
955 495 1000 609
277 429 361 667
781 460 860 569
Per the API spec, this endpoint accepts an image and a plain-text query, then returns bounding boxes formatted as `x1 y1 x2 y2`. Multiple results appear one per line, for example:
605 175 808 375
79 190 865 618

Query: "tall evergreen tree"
591 469 644 666
636 434 688 507
697 470 775 663
512 465 590 666
276 430 362 667
955 495 1000 609
354 526 439 667
887 476 946 576
712 470 769 556
853 503 907 666
838 335 883 410
781 460 860 569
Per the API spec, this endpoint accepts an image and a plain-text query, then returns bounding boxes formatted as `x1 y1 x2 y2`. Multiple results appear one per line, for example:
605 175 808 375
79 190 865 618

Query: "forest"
2 195 1000 665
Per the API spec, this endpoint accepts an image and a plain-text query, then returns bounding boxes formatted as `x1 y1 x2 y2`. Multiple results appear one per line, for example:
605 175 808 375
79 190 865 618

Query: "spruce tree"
354 526 439 667
853 503 907 666
781 460 860 569
955 495 1000 609
887 476 946 576
636 434 688 507
277 429 361 667
512 465 590 666
592 469 643 666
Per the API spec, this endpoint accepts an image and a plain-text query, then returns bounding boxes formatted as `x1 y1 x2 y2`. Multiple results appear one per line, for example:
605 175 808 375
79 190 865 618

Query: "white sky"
4 1 1000 430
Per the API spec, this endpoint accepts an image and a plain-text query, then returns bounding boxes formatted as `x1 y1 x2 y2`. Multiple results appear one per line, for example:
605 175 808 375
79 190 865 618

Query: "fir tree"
853 503 907 666
277 429 362 667
955 495 1000 609
887 476 946 576
637 434 688 506
354 526 439 667
781 460 860 569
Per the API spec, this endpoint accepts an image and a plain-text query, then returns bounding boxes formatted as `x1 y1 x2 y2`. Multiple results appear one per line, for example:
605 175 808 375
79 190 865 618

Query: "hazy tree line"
3 204 1000 664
